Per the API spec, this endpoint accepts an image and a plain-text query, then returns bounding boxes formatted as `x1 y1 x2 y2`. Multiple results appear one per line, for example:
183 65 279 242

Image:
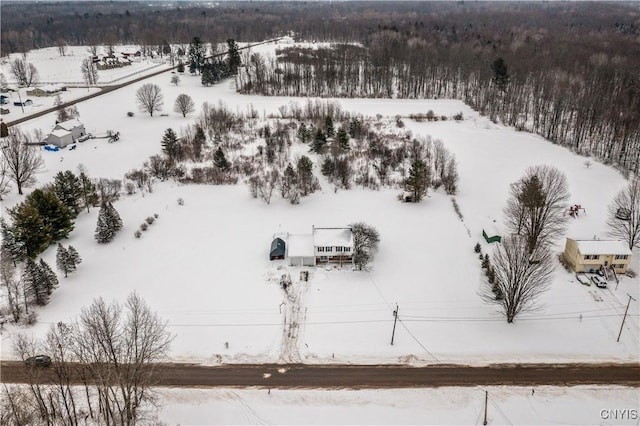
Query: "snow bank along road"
2 362 639 388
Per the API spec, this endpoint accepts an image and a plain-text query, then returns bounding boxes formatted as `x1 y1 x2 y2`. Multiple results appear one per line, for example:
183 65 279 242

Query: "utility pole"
617 294 636 342
483 390 488 425
390 304 399 345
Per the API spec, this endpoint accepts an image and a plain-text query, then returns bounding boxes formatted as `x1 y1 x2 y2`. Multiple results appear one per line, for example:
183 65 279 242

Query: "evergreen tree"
404 159 430 203
95 202 123 244
78 170 99 213
0 218 26 265
201 63 215 86
297 156 315 196
227 39 242 74
8 202 52 258
336 128 350 151
23 258 49 305
25 188 74 241
297 123 310 143
311 129 327 154
321 157 336 177
67 246 82 271
188 36 204 74
53 170 82 216
213 147 230 171
176 60 185 73
38 258 58 294
325 116 335 138
280 163 297 199
56 243 70 277
161 128 179 161
491 57 509 92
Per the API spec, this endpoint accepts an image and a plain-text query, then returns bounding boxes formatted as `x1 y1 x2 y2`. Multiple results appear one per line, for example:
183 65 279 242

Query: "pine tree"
311 129 327 154
491 57 509 92
161 128 179 161
0 218 26 265
23 258 49 305
336 128 350 151
201 63 215 86
95 202 123 244
227 39 242 74
297 156 315 196
8 202 52 259
213 147 230 171
56 243 70 277
25 188 74 241
280 163 297 198
297 123 309 143
53 170 82 216
325 116 335 138
78 169 99 213
67 246 82 271
321 157 335 177
188 36 204 74
404 159 430 203
38 259 58 294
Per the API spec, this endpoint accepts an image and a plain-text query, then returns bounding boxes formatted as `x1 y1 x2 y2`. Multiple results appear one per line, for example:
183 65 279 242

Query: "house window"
336 247 343 252
613 264 625 269
584 255 600 260
318 247 324 252
615 255 628 260
325 246 332 252
344 247 351 252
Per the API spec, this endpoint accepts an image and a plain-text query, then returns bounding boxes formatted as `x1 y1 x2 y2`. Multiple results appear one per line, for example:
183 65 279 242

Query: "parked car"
24 355 52 368
591 275 607 288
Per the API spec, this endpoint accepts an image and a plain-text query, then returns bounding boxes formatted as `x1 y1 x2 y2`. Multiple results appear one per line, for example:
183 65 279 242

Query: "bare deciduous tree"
136 83 164 117
1 128 44 195
607 178 640 250
81 58 99 86
56 39 67 56
482 235 554 323
0 154 13 200
174 93 195 117
350 222 380 270
504 165 569 254
10 58 39 87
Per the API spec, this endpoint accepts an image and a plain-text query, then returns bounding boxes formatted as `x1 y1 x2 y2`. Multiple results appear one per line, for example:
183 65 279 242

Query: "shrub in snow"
127 112 134 117
145 216 155 225
140 223 148 231
453 112 463 121
154 213 159 218
177 198 184 206
134 230 142 238
474 243 481 253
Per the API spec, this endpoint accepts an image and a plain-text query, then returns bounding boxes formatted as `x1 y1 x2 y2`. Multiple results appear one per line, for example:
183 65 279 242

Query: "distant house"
26 84 65 97
287 226 354 267
563 238 632 274
46 119 86 148
270 238 286 260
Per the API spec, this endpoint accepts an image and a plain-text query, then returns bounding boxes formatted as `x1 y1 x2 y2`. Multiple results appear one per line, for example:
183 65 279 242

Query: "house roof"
287 234 315 257
50 129 72 138
313 227 353 247
55 118 83 131
572 239 632 256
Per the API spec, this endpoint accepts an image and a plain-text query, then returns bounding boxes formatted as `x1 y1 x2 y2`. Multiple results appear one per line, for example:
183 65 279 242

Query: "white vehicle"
591 275 607 288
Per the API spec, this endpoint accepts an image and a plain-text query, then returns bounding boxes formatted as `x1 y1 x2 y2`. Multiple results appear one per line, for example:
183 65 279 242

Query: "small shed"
270 238 286 260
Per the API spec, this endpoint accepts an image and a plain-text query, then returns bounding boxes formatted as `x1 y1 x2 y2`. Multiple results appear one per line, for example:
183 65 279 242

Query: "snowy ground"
154 386 640 425
0 44 638 366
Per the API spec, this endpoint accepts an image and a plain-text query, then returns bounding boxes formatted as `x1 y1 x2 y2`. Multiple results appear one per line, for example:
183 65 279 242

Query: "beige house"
563 238 632 274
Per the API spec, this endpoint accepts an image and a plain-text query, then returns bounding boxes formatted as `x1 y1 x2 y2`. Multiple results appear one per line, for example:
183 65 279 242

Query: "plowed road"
2 362 639 388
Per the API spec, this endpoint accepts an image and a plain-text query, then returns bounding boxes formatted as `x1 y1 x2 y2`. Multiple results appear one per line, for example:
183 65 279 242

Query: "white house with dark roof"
563 238 632 274
286 226 354 266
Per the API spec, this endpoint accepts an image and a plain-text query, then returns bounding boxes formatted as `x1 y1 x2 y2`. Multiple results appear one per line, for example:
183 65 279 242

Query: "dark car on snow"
24 355 52 368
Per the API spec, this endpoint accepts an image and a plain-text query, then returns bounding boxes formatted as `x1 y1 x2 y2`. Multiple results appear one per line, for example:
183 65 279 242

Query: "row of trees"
135 83 196 118
2 293 173 425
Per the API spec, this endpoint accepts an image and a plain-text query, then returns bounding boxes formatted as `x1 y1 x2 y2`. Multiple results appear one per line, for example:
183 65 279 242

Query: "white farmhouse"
286 226 354 266
46 119 86 148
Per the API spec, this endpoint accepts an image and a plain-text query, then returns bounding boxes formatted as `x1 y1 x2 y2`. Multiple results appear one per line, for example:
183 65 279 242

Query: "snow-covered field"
0 43 638 368
155 386 639 425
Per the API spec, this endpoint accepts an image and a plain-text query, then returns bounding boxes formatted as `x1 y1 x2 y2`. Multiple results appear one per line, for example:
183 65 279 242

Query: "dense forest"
2 1 640 173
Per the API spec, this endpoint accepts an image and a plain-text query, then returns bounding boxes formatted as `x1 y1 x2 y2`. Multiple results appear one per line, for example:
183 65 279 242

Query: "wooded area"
2 1 639 173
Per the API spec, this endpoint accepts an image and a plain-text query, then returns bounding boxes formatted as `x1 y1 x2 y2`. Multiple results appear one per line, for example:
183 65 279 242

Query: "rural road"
5 37 282 128
2 362 639 389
